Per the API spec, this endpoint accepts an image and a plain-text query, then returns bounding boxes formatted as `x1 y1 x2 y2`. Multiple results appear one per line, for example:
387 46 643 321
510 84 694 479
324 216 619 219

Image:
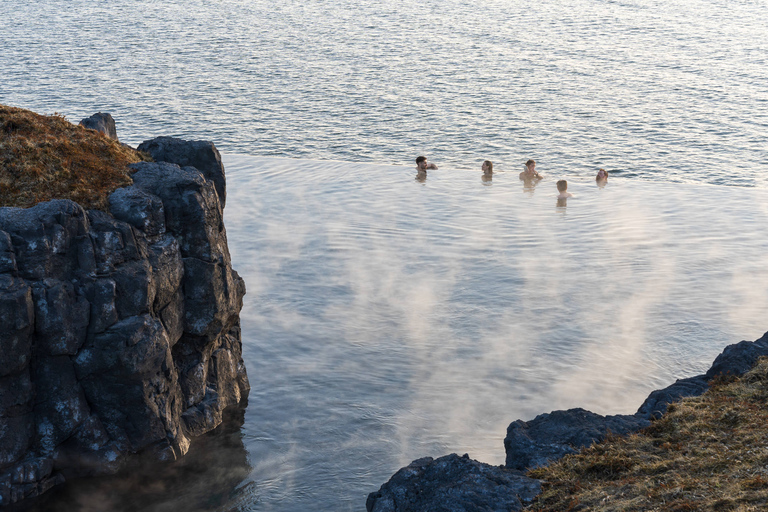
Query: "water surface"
2 0 768 509
1 0 766 185
224 156 768 510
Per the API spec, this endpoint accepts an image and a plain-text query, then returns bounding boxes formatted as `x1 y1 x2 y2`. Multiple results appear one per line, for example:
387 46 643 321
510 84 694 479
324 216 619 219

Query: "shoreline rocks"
0 128 248 507
367 331 768 511
367 454 541 512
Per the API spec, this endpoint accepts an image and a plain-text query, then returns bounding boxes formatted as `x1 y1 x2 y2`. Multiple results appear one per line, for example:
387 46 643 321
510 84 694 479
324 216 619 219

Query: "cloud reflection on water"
224 155 768 510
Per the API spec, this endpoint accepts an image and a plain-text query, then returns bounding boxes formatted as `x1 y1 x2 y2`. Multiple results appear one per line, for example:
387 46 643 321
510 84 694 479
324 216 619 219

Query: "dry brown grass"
0 104 149 210
527 358 768 512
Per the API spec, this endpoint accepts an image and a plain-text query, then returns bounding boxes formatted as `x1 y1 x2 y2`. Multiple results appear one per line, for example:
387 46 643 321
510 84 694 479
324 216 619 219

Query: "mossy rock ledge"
0 109 248 507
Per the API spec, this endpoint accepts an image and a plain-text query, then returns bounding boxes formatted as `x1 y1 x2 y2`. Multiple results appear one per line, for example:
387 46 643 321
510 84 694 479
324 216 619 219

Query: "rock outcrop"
0 136 248 507
78 113 118 141
366 454 541 512
504 409 650 471
368 331 768 511
137 137 227 209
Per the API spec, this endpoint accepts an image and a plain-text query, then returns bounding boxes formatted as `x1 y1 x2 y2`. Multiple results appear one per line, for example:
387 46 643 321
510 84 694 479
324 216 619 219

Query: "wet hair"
525 159 536 168
416 156 427 165
556 180 568 192
483 160 493 172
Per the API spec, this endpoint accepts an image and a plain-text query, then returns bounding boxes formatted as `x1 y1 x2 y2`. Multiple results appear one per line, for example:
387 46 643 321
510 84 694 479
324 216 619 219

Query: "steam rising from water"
224 155 768 510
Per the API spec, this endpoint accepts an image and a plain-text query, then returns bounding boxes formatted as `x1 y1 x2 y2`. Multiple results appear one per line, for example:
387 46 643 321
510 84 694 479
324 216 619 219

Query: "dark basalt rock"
504 409 650 471
705 331 768 380
635 375 709 420
78 113 118 141
366 453 541 512
0 138 248 507
137 136 227 209
502 332 768 473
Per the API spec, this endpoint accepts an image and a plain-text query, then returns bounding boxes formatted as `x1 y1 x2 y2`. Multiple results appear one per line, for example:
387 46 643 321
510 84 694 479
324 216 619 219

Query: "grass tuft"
0 104 150 210
527 357 768 512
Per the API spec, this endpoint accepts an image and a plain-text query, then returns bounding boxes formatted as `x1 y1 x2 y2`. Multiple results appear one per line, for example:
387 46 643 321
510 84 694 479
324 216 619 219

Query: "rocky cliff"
0 135 249 507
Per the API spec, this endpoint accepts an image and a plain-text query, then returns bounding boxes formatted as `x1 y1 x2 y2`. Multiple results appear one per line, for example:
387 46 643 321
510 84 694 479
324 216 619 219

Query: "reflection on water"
220 155 768 510
19 404 252 512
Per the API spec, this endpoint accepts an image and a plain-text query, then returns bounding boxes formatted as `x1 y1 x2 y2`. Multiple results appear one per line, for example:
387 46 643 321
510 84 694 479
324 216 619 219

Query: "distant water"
1 0 766 185
3 1 768 511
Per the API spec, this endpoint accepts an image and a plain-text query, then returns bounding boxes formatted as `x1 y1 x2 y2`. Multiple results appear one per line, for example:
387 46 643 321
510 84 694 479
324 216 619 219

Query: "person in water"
520 159 542 180
415 156 438 172
481 160 493 183
556 179 573 199
596 168 608 181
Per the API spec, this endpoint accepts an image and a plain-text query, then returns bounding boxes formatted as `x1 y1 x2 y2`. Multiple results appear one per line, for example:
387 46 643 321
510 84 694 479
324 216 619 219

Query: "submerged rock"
0 137 248 507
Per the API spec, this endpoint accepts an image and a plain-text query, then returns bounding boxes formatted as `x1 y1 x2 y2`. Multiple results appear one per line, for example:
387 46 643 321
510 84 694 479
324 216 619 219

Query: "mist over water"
223 157 768 510
2 0 768 510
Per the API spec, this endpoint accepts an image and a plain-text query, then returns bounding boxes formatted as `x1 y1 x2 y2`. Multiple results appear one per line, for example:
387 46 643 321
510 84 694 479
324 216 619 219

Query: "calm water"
2 0 768 510
224 158 768 510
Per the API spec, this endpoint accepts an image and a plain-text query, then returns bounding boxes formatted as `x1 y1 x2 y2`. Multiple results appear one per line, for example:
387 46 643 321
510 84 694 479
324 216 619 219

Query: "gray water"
2 0 768 510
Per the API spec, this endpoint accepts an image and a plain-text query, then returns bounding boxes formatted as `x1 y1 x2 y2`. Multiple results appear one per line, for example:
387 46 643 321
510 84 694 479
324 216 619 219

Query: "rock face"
137 137 227 209
369 332 768 511
504 409 650 471
366 454 541 512
0 139 248 507
78 113 118 141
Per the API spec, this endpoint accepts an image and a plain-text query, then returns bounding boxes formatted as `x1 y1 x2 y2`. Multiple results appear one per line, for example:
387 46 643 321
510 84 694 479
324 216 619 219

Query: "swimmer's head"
556 179 568 192
482 160 493 173
525 159 536 170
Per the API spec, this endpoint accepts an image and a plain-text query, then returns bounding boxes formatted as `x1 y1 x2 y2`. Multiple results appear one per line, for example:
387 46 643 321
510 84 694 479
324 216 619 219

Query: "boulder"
635 375 709 420
129 162 228 263
79 113 118 141
504 408 649 471
0 200 89 281
705 331 768 379
108 186 166 237
366 453 541 512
